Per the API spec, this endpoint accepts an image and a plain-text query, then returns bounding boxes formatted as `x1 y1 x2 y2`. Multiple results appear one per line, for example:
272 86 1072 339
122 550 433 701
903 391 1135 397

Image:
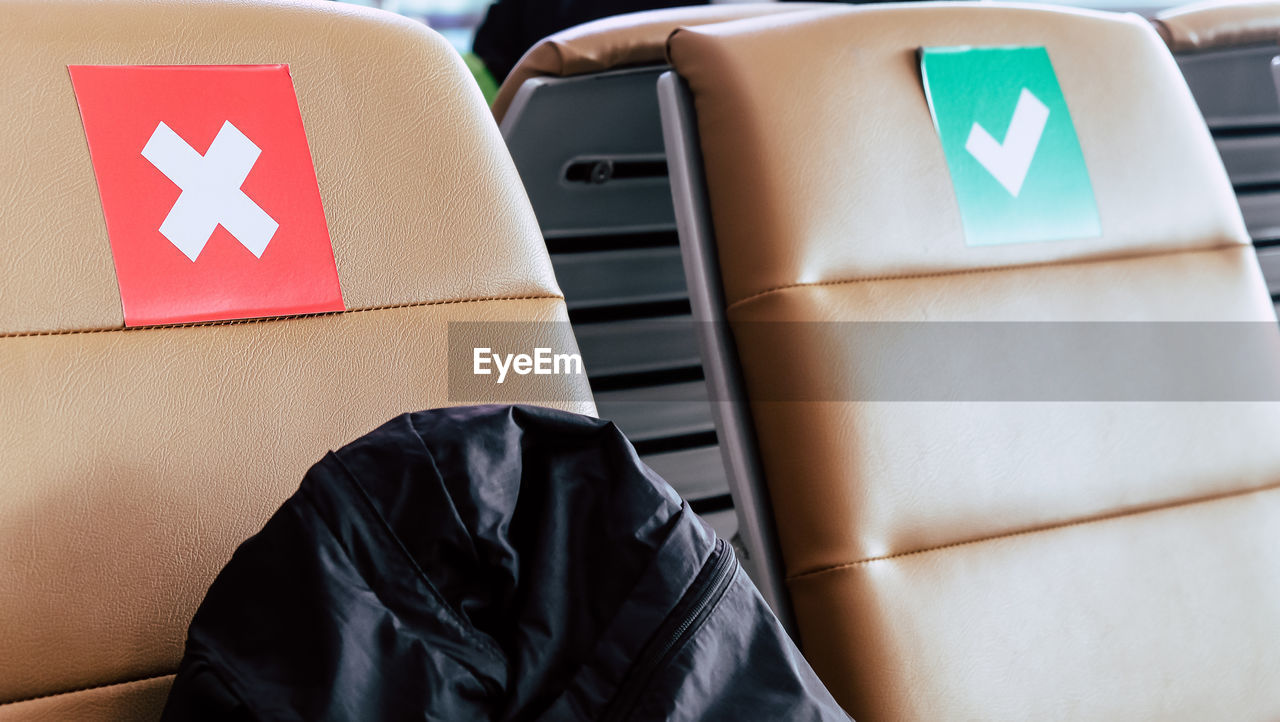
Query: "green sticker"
920 46 1100 246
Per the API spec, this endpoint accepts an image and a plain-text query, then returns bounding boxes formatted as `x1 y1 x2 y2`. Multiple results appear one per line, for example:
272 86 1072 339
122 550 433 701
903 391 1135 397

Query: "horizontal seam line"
726 244 1245 312
0 672 174 707
787 478 1280 582
0 293 564 339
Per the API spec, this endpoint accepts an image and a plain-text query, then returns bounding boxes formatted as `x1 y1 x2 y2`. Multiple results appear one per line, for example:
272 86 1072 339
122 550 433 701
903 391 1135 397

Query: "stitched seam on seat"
0 672 174 707
725 244 1245 312
0 293 564 339
787 478 1280 582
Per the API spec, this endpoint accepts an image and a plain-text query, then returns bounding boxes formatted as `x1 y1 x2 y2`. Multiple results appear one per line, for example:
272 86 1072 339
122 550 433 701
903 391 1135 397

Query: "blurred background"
336 0 1157 84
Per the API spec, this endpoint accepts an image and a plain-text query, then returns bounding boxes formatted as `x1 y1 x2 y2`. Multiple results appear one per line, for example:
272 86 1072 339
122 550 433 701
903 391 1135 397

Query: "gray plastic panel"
1238 190 1280 241
697 508 740 547
550 246 688 311
504 67 735 532
658 71 795 629
1178 44 1280 128
1217 135 1280 186
594 381 716 443
574 315 701 378
641 445 730 502
1258 246 1280 296
501 67 675 237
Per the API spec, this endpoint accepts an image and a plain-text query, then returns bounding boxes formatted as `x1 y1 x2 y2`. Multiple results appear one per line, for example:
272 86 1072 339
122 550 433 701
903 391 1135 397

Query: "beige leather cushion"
670 4 1280 719
0 677 173 722
1155 0 1280 52
0 0 593 718
491 3 835 123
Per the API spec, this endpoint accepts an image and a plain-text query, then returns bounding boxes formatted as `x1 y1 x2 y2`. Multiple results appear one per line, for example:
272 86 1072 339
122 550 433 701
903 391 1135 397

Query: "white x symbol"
141 120 278 261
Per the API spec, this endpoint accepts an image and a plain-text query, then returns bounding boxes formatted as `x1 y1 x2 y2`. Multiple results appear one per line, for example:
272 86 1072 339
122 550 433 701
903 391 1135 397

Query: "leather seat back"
0 1 592 718
667 4 1280 719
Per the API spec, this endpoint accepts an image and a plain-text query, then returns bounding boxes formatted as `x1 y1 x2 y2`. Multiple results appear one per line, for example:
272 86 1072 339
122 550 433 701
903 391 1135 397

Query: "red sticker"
69 65 344 326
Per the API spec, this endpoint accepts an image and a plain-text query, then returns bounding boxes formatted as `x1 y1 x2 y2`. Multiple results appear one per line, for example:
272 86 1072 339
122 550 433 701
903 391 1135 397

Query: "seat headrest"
1155 0 1280 52
1 0 560 337
492 3 838 122
667 2 1248 307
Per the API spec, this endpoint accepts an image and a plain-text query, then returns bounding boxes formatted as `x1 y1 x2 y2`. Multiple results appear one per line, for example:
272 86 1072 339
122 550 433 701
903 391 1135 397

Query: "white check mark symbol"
964 88 1049 198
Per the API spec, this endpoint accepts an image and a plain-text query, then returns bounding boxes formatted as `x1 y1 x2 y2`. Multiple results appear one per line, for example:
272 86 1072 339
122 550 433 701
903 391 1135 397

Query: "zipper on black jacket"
601 537 738 722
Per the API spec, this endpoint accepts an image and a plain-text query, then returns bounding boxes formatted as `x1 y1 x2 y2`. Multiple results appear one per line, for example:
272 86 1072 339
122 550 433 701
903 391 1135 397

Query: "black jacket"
162 405 850 721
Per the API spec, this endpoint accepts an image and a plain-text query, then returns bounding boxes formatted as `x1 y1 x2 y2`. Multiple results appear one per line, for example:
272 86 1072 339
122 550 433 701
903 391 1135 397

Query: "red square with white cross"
69 64 344 326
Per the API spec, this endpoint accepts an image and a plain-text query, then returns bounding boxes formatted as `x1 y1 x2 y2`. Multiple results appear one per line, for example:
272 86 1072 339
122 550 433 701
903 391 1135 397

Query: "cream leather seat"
0 1 592 719
662 3 1280 719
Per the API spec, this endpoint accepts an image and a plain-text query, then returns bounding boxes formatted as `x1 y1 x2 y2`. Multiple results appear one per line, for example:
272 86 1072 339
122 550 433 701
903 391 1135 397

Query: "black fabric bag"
161 405 850 721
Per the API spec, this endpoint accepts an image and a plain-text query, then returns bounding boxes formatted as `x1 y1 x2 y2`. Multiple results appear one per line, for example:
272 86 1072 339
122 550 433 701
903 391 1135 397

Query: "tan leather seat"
666 4 1280 719
0 1 592 719
1155 0 1280 52
491 3 834 123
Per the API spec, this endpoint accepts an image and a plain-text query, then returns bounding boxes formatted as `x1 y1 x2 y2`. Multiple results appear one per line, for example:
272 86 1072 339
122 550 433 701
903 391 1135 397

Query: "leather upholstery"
668 4 1280 719
491 3 833 123
0 0 593 718
1155 0 1280 52
0 678 173 722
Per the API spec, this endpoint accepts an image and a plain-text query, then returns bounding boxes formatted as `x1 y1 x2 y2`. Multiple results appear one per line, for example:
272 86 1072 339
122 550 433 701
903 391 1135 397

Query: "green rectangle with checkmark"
920 46 1100 246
